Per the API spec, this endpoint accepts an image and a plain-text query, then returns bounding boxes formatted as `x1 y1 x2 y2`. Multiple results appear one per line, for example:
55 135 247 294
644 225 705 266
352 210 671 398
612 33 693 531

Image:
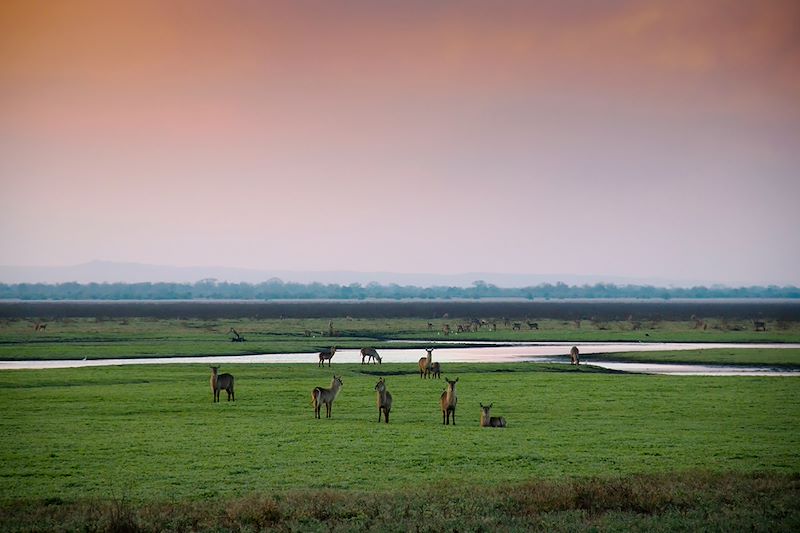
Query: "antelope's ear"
489 403 493 408
480 402 484 408
455 377 459 382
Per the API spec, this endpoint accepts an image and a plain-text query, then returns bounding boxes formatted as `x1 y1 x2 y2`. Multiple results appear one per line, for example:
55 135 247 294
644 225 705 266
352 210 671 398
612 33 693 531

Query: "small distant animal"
442 324 451 336
427 322 434 330
360 347 382 365
228 328 245 342
430 361 441 379
374 377 392 423
210 366 235 403
754 320 767 332
512 322 522 330
419 348 434 378
34 322 47 332
570 346 580 365
479 403 506 428
318 347 336 367
527 321 539 330
312 375 343 418
440 378 458 425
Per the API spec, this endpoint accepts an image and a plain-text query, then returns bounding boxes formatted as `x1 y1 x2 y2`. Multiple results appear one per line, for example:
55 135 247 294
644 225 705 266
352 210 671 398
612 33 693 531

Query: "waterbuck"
430 361 441 379
210 366 235 403
418 348 434 378
570 345 580 365
754 320 767 332
318 347 336 367
479 403 507 428
361 347 382 365
440 377 458 425
311 375 343 418
374 377 392 423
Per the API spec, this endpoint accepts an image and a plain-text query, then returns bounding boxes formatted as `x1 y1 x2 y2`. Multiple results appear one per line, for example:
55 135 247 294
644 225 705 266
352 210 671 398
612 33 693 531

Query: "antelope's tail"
311 387 321 406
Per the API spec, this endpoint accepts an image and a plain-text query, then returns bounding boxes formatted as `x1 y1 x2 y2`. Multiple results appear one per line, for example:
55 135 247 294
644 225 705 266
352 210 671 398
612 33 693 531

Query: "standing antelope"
430 361 441 379
374 377 392 423
360 347 382 365
440 378 458 425
318 347 336 367
311 375 343 419
210 366 235 403
570 346 580 365
479 403 507 428
418 348 434 378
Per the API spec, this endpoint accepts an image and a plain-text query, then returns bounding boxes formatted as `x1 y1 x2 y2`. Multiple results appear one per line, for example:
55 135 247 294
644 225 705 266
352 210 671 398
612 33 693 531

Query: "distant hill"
0 260 706 288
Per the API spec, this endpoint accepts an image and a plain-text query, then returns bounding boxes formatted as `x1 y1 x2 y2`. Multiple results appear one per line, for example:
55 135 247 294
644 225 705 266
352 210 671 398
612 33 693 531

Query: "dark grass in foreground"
2 472 798 532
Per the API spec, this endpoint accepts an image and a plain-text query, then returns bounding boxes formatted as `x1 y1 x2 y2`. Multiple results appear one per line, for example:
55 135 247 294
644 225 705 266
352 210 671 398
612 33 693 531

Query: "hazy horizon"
2 1 799 286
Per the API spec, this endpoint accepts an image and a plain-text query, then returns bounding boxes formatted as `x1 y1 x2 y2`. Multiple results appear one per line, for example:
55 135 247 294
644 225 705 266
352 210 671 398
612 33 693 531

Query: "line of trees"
0 279 798 300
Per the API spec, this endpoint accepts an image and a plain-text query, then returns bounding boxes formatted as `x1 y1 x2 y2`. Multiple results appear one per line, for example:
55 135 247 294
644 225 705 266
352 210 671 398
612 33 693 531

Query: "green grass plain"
1 314 799 530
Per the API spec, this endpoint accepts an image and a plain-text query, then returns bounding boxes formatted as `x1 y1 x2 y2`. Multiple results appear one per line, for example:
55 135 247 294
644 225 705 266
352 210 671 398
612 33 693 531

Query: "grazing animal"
427 322 434 330
34 322 47 332
512 322 522 330
442 324 451 336
318 347 336 367
754 320 767 332
311 375 343 419
361 347 382 365
570 345 580 365
479 403 507 428
210 366 235 403
440 378 458 425
228 328 245 342
419 348 434 378
430 361 441 379
374 377 393 423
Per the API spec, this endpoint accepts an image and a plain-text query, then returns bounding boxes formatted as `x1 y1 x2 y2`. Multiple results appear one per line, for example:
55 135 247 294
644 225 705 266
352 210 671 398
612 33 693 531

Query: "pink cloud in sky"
1 1 798 285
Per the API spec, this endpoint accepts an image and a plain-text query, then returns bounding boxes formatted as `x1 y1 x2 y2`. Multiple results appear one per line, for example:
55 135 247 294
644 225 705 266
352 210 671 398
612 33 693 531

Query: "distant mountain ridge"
0 260 712 288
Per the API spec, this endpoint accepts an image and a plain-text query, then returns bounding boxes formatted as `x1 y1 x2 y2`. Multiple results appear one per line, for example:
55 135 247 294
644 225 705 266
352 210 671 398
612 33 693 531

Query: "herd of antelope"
208 344 580 427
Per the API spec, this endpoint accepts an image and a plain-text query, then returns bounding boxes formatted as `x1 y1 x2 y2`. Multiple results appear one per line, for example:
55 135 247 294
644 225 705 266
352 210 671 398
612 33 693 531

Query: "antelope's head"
374 378 386 392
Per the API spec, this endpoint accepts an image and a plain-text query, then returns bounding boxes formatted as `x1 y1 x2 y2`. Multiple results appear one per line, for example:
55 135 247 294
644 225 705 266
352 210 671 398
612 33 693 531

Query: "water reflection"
1 342 798 375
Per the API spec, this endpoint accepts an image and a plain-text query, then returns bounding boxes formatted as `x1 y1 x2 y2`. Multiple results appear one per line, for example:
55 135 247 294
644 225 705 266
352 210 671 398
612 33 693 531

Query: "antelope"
527 321 539 330
374 377 392 423
479 403 506 428
210 366 235 403
418 348 433 378
318 347 336 367
754 320 767 332
442 324 451 336
570 346 580 365
228 328 245 342
440 378 458 425
430 361 441 379
512 322 521 330
361 347 382 365
34 322 47 332
312 375 343 418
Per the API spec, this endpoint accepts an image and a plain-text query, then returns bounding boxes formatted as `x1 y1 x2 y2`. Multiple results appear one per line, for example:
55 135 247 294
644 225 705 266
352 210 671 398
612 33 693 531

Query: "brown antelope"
442 324 451 336
570 346 580 365
228 328 245 342
418 348 433 378
440 378 458 425
311 375 343 419
34 322 47 332
318 347 336 367
360 347 382 365
527 321 539 330
754 320 767 332
374 377 392 423
210 366 235 403
479 403 506 428
512 322 521 330
430 361 441 379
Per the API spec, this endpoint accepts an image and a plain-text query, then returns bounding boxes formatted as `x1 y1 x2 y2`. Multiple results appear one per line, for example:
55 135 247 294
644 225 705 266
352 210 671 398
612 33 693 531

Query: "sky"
1 0 799 286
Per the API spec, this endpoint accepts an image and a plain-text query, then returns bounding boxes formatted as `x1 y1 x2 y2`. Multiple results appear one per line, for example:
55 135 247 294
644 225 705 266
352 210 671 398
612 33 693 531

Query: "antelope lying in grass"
374 377 392 423
360 347 382 365
210 366 235 403
311 375 343 419
318 347 336 367
440 378 458 425
418 348 433 378
479 403 506 428
570 346 580 365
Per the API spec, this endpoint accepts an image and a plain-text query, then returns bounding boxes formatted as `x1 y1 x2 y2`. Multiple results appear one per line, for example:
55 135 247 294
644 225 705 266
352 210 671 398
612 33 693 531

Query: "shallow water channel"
1 342 798 376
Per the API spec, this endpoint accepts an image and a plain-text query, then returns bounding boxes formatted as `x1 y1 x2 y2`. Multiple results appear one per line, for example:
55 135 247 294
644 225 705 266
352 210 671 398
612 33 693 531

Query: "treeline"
0 279 798 300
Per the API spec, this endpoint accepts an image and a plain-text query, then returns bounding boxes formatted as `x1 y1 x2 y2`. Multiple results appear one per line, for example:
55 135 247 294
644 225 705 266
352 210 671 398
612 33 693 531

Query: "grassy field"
2 308 799 530
2 315 799 361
